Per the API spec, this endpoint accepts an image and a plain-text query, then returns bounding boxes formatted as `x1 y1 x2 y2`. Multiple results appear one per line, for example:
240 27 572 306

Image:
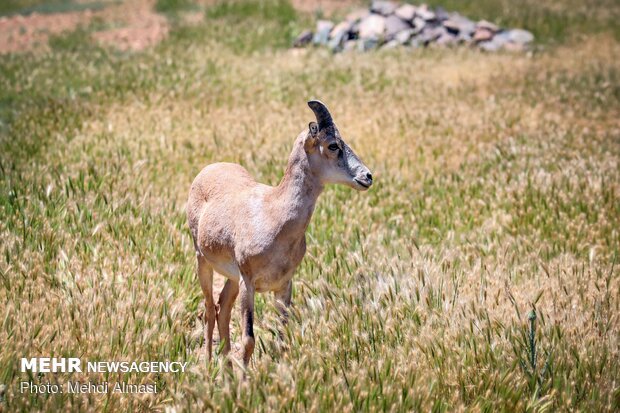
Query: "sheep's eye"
328 143 340 151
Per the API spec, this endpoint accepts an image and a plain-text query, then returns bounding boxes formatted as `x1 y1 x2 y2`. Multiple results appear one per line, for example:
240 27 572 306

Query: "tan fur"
187 101 372 365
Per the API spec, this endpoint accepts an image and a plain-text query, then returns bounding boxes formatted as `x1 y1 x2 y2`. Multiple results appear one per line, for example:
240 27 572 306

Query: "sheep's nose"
366 172 373 183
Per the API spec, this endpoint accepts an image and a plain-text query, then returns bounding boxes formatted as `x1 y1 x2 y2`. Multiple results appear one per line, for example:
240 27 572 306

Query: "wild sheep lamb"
187 100 373 365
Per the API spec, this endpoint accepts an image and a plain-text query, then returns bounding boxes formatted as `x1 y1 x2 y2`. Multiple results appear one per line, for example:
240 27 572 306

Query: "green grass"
155 0 198 15
1 0 619 411
0 0 108 17
412 0 620 42
203 0 303 52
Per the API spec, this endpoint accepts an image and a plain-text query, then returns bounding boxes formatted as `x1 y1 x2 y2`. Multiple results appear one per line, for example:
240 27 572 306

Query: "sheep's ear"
309 121 319 137
304 122 319 151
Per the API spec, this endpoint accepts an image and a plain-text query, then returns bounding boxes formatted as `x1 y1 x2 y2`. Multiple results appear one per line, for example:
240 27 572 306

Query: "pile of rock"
293 1 534 52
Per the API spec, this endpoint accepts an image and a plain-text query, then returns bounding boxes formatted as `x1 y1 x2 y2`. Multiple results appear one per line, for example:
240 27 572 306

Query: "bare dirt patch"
0 0 169 54
91 1 168 51
0 9 95 54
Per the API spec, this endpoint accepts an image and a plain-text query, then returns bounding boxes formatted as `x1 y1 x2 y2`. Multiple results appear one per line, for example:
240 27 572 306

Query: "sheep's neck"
274 137 323 235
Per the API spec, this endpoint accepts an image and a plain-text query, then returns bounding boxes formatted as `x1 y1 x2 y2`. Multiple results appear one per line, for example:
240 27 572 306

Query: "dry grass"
1 0 619 411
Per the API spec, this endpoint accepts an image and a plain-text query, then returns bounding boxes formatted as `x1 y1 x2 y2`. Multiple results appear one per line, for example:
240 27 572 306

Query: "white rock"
395 4 417 21
395 29 413 44
330 21 351 39
416 5 436 21
313 20 334 45
507 29 534 44
385 15 411 39
370 1 398 16
358 14 386 39
476 20 499 32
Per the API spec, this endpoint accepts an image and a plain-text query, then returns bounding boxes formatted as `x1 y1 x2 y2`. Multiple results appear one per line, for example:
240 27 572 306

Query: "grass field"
1 0 619 411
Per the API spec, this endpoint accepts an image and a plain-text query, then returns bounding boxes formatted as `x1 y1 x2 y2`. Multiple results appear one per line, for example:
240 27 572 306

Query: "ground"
0 0 619 412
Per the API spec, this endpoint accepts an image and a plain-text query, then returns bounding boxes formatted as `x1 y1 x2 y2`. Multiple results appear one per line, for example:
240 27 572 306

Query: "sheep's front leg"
239 276 255 365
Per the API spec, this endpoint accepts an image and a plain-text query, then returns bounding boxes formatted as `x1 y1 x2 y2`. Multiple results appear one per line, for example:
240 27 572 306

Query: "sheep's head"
305 100 373 191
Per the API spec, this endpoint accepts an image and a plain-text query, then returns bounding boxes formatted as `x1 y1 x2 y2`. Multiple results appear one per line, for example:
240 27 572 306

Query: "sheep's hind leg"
217 278 239 356
197 255 216 362
239 276 255 366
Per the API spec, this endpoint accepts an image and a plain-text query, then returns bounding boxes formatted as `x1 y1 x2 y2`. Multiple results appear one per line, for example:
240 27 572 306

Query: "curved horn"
307 100 333 130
